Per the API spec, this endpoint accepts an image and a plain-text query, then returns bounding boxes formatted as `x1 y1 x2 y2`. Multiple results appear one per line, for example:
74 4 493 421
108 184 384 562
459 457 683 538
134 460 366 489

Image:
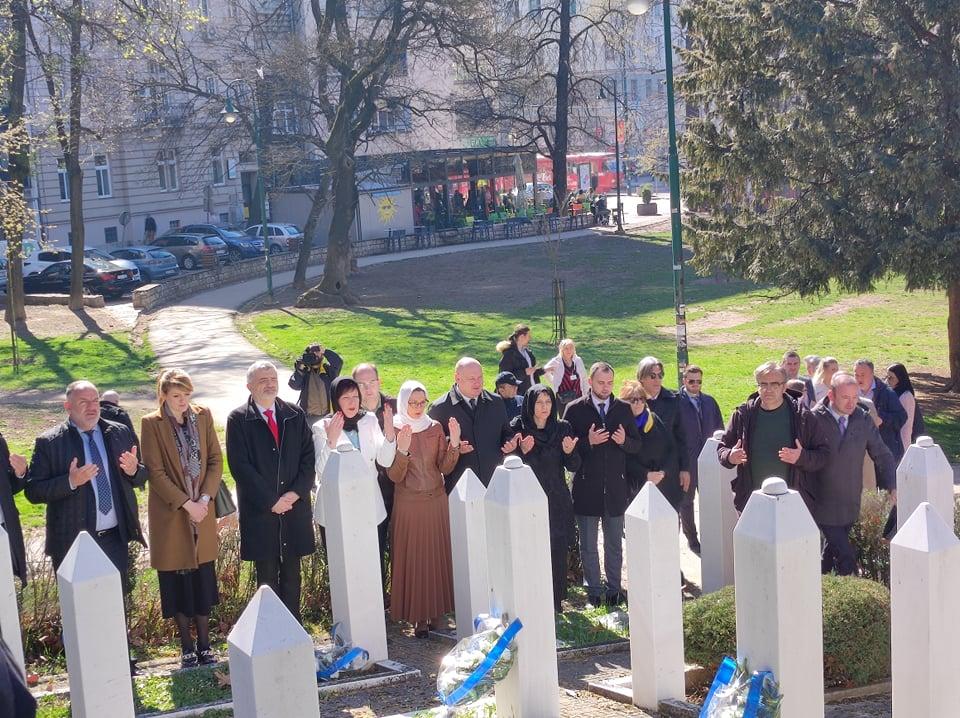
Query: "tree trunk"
304 145 357 305
67 0 85 311
948 279 960 392
4 0 29 324
551 0 572 215
293 186 327 289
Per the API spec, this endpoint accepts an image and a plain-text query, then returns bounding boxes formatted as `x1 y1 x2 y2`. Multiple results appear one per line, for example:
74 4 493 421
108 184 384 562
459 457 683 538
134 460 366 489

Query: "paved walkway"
148 217 668 425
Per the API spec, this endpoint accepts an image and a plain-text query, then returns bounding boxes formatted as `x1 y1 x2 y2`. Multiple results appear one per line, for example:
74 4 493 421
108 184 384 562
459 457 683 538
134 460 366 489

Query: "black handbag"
214 482 237 518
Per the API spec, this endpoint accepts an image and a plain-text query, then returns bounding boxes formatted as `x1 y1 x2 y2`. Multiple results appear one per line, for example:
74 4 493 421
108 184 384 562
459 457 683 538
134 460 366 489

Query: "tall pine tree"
679 0 960 389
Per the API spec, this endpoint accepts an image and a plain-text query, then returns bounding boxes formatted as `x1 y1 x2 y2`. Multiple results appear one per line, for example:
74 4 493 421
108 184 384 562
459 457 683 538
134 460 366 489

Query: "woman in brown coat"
388 380 460 637
141 369 223 667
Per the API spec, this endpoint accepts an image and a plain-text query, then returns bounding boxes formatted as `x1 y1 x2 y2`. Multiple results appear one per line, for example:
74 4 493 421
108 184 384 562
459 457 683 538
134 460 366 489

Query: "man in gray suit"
805 372 896 575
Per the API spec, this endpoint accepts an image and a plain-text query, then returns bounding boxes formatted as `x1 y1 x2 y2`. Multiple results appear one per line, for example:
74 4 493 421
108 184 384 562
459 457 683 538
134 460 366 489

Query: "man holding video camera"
288 343 343 426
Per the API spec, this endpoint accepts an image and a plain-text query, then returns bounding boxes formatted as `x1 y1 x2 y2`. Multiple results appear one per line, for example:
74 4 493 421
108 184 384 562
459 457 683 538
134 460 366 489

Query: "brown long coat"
141 405 222 571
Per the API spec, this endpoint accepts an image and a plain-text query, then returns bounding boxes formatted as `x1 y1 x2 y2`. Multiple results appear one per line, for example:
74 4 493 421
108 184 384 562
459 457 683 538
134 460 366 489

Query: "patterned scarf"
164 403 202 499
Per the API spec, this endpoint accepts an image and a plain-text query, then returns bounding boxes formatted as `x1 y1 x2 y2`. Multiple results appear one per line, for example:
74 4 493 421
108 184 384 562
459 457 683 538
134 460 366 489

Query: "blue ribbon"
744 670 772 717
440 617 524 706
699 656 738 718
317 646 368 680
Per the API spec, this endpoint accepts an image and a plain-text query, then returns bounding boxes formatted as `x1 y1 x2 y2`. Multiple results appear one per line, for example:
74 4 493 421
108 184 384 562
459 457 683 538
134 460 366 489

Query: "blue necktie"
83 430 113 515
598 402 606 424
838 416 847 437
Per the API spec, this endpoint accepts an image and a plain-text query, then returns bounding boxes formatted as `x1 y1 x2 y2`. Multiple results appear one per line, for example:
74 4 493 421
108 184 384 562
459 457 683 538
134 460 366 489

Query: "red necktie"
264 408 279 446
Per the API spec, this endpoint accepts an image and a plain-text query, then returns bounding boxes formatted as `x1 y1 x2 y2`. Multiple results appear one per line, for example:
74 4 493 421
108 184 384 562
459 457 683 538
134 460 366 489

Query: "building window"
371 106 413 134
95 155 111 197
205 77 217 95
199 0 208 16
104 226 119 244
272 100 299 135
157 149 178 191
57 158 70 201
645 78 654 96
219 212 230 223
226 156 238 180
169 219 180 229
528 0 540 11
630 78 639 101
211 149 224 185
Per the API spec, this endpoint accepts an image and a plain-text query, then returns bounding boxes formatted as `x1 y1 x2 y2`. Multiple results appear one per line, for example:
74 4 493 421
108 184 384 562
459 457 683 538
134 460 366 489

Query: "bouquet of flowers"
436 614 523 706
700 656 783 718
315 623 370 681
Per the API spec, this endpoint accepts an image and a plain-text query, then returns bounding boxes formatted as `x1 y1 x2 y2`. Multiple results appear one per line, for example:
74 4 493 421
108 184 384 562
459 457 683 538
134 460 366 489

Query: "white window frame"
157 149 178 191
211 149 225 185
272 99 299 135
95 154 112 197
57 158 70 201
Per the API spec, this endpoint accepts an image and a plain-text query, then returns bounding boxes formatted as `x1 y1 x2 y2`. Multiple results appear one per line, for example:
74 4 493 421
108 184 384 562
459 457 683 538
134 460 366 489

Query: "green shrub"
850 490 892 585
641 183 653 204
683 575 890 688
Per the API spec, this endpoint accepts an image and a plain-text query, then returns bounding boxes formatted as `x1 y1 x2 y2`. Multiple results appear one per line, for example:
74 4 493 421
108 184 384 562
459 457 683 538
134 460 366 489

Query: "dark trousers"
819 523 857 576
679 478 699 544
255 554 302 623
550 542 569 612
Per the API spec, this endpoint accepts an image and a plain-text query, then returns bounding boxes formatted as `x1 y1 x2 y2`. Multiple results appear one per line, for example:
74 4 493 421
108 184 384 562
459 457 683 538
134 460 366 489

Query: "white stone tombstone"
228 585 321 718
896 436 955 532
484 456 559 717
698 429 738 594
0 526 25 676
734 478 824 718
624 482 685 710
56 531 135 718
449 468 490 640
890 502 960 718
323 445 388 661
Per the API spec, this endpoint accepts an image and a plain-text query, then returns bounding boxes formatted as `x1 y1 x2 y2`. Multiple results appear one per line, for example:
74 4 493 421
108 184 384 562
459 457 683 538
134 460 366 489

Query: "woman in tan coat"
141 369 223 667
388 380 460 637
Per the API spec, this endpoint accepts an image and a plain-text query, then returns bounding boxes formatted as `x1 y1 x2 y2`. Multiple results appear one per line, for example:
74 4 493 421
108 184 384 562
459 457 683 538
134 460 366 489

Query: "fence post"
698 429 737 593
0 526 24 676
896 436 955 532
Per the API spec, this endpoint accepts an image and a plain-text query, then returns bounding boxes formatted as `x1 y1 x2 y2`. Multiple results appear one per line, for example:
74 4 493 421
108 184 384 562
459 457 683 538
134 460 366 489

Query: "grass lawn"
238 232 960 460
0 332 156 393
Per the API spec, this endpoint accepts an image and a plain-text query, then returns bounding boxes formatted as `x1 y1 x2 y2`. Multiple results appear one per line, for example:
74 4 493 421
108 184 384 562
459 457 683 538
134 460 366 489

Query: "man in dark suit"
563 362 641 606
25 380 146 584
781 350 817 407
853 358 907 460
429 357 512 492
98 390 137 438
806 372 896 576
226 361 315 622
677 365 724 554
353 362 398 598
0 433 28 587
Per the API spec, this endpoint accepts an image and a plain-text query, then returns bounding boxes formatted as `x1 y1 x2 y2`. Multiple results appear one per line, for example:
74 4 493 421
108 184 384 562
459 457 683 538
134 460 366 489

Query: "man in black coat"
353 362 397 597
98 390 137 438
563 362 641 606
288 343 343 425
781 350 816 407
806 372 896 575
494 371 524 421
854 359 907 460
226 361 315 622
677 365 724 554
718 362 830 514
25 381 146 584
429 357 512 492
0 433 28 586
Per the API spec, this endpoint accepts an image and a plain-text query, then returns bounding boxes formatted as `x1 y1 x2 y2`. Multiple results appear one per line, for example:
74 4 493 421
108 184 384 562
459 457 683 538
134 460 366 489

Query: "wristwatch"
398 449 410 457
199 494 211 505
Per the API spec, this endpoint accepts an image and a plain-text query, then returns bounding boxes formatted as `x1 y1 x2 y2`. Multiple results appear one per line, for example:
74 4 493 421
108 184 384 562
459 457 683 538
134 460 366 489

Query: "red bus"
535 152 625 195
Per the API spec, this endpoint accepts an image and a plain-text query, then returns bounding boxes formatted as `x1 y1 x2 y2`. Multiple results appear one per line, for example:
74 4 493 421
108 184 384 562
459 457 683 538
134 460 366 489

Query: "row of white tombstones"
0 435 955 718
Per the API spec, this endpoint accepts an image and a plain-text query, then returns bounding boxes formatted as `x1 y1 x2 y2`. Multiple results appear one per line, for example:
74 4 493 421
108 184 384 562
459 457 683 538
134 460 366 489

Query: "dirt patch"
655 309 754 346
4 302 138 339
911 372 960 420
778 295 888 325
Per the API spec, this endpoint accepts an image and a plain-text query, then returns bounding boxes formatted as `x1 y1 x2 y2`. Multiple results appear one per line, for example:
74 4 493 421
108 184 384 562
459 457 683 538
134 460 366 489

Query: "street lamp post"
628 0 688 387
596 77 625 234
221 84 274 302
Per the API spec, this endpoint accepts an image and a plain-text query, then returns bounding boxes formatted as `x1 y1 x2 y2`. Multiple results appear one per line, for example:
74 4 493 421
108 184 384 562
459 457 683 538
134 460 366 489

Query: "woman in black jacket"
510 384 580 612
0 433 28 586
496 324 544 394
619 382 668 501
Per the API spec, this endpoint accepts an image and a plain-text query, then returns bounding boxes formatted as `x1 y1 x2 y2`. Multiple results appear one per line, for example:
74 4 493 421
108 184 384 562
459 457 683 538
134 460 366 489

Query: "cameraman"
288 343 343 425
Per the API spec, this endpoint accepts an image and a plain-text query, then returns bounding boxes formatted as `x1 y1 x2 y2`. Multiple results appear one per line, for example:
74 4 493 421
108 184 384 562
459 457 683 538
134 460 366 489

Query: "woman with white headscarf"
387 380 461 638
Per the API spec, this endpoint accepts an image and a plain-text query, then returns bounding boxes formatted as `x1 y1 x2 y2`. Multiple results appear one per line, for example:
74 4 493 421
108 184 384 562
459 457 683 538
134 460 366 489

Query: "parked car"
108 246 180 282
245 223 303 254
149 233 229 269
21 247 142 283
83 248 142 283
0 258 7 294
177 224 265 263
23 259 138 298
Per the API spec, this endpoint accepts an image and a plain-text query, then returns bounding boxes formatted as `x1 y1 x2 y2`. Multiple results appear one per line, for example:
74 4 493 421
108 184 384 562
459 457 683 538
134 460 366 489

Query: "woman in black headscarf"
509 384 580 612
886 363 926 451
312 376 397 529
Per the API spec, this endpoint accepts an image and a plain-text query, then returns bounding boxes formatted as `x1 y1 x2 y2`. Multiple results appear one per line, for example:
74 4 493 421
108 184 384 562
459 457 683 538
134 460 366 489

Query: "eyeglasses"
758 382 784 390
628 398 646 405
647 373 664 380
685 379 702 384
407 400 428 408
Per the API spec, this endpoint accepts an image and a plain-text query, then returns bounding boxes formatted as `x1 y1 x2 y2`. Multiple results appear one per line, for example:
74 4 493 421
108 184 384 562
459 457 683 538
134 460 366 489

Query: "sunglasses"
685 379 702 384
647 373 664 380
628 397 646 405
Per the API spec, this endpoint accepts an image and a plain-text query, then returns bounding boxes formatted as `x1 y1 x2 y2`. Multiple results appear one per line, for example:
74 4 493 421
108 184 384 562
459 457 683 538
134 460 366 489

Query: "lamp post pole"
611 79 624 234
222 83 274 302
628 0 687 385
